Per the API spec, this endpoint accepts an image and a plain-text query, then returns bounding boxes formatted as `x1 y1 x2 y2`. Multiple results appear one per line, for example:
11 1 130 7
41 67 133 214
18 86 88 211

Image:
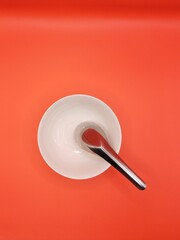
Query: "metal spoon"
81 128 146 190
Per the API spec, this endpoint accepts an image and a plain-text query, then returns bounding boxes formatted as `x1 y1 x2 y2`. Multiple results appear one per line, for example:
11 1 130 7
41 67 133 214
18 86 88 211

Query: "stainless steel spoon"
81 128 146 190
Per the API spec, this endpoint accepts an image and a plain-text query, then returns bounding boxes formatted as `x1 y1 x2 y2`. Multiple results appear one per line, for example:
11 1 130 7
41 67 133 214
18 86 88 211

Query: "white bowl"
37 94 121 179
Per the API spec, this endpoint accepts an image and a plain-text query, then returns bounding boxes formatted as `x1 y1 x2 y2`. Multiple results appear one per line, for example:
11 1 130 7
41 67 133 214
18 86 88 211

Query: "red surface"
0 0 180 9
0 4 180 240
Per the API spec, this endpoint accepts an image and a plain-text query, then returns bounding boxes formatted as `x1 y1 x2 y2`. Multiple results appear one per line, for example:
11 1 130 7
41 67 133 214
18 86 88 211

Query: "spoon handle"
91 147 146 190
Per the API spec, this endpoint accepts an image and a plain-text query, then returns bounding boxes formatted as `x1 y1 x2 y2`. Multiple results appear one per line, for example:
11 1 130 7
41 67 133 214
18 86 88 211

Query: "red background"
0 1 180 240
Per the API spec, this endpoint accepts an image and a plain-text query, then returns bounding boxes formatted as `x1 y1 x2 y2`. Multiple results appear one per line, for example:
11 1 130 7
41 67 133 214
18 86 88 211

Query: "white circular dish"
37 94 122 179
